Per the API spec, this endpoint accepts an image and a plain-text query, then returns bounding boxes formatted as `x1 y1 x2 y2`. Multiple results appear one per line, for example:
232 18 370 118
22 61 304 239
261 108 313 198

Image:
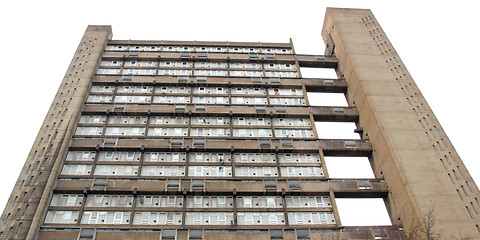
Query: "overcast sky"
0 0 479 226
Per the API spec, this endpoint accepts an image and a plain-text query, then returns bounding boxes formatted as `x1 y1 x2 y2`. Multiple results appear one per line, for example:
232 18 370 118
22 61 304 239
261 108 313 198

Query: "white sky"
1 0 479 226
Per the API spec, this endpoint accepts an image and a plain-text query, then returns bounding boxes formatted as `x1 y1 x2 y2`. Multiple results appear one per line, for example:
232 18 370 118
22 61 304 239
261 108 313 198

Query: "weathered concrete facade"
0 8 477 240
323 8 480 239
0 25 113 240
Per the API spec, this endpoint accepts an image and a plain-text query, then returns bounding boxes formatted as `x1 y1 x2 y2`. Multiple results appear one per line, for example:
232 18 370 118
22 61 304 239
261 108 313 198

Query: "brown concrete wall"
322 8 480 239
0 25 112 240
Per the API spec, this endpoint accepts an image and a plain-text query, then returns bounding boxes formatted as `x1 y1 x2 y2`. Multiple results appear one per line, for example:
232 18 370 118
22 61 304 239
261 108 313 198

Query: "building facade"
0 8 478 240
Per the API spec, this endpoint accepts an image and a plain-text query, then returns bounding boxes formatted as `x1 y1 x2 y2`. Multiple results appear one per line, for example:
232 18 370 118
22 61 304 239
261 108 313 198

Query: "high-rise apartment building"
1 8 479 240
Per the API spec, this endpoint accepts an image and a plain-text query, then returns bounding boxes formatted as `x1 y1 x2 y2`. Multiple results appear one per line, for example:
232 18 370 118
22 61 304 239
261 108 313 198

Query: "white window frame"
89 211 98 224
194 196 202 207
269 213 278 224
245 212 253 225
296 212 304 224
267 197 275 207
244 197 252 208
218 197 226 206
141 212 150 224
193 213 201 225
144 196 153 207
167 212 174 225
218 212 226 225
113 212 123 224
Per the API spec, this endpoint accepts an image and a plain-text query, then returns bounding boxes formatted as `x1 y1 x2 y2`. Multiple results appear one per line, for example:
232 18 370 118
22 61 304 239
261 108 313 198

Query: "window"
238 118 245 125
462 185 469 197
319 212 328 224
301 130 307 137
453 170 460 180
141 212 150 224
167 212 175 225
242 167 248 176
194 196 202 206
172 153 180 161
466 206 474 218
466 181 474 192
267 197 275 207
244 197 252 208
264 167 272 176
245 213 253 225
258 118 265 125
167 197 175 207
287 167 294 176
448 173 455 184
293 197 300 207
66 195 77 206
269 213 277 224
471 202 478 214
76 165 86 175
316 197 324 207
306 154 313 163
194 213 201 225
296 212 304 224
92 115 101 123
114 212 123 224
93 195 103 207
89 212 98 224
218 197 226 206
218 212 226 224
62 211 72 223
195 166 202 176
144 196 152 207
101 165 109 175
